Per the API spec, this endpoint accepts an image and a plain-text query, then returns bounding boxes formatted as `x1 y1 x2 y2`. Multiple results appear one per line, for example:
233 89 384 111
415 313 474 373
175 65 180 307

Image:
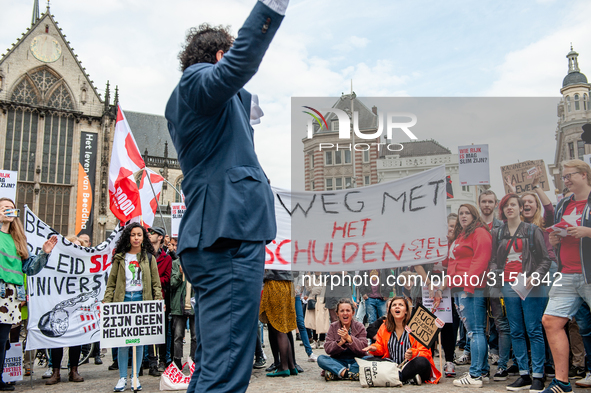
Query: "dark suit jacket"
165 2 281 255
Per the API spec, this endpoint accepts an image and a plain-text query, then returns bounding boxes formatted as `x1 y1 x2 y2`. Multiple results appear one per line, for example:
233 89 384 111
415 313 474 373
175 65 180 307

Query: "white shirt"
125 253 143 292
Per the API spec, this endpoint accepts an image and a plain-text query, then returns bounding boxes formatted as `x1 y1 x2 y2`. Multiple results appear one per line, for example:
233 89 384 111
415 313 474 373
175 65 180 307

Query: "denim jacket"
0 252 50 301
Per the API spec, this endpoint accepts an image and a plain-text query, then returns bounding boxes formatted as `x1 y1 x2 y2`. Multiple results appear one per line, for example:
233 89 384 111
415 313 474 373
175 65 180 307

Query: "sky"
1 0 590 197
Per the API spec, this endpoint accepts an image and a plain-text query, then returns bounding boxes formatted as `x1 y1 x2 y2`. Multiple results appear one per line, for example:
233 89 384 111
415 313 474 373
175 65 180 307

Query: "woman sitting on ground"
317 298 368 381
363 296 441 385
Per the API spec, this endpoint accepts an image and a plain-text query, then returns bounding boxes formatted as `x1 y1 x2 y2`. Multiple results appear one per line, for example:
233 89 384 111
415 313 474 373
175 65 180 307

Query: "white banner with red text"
266 166 448 271
24 206 122 350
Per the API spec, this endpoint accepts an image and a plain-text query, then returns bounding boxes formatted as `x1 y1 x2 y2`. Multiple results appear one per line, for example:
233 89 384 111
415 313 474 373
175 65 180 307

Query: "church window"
578 140 586 158
47 84 74 110
174 176 183 203
566 96 571 112
41 114 74 184
4 109 38 182
38 185 71 235
30 69 58 96
12 78 39 105
575 94 580 111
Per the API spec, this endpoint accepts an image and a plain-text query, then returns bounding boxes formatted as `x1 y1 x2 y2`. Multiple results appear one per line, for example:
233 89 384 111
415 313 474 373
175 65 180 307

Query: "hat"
150 227 166 237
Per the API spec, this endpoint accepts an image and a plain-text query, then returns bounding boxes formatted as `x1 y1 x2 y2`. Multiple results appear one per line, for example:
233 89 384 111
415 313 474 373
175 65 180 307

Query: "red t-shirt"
487 222 494 231
504 238 523 280
560 199 587 274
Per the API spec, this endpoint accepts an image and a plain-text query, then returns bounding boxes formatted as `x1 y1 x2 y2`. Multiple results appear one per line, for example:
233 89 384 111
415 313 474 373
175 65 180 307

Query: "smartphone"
4 209 20 218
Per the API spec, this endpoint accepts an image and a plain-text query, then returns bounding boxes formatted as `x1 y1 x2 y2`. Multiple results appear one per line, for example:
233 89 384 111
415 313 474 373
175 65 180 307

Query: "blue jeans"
365 297 386 324
502 284 546 378
182 241 265 393
489 297 511 369
295 295 313 356
575 303 591 372
317 355 359 377
118 291 144 379
454 289 488 377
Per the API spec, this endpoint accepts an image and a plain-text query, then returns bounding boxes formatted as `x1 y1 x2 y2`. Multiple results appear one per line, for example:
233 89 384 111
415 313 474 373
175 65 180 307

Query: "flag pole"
161 178 182 200
144 168 168 236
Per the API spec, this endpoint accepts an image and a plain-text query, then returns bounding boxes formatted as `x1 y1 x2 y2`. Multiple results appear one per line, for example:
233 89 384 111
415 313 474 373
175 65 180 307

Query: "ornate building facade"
549 47 591 191
0 4 183 243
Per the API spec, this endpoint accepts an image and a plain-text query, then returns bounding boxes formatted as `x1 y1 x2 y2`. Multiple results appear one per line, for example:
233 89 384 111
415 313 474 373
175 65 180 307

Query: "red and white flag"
137 168 164 228
108 105 145 222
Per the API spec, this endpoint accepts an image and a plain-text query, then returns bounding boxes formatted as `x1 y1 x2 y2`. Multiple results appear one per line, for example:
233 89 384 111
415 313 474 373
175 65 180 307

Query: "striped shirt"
387 329 411 364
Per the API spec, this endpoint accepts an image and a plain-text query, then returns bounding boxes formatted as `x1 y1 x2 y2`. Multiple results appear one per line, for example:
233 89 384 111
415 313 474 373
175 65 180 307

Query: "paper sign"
500 159 550 193
406 303 442 348
100 300 165 348
0 170 17 201
171 203 185 238
458 144 490 185
2 342 22 382
421 286 452 323
510 275 532 301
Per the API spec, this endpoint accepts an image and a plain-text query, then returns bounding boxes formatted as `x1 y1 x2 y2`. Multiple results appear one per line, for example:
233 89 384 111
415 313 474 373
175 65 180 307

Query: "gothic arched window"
11 78 40 105
47 84 74 110
174 176 184 203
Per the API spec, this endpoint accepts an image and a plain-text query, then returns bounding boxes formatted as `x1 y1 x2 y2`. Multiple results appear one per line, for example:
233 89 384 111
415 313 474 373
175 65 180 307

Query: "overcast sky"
2 0 590 197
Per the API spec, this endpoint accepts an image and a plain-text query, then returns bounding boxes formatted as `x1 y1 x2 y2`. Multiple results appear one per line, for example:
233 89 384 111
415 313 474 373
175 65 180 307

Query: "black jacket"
488 222 551 285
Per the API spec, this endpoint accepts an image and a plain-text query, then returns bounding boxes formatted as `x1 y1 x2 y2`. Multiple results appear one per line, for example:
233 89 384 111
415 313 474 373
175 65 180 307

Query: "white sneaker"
453 374 483 387
444 361 456 377
455 353 471 365
308 353 318 362
576 372 591 387
311 340 318 349
114 377 126 392
318 341 325 349
43 368 53 378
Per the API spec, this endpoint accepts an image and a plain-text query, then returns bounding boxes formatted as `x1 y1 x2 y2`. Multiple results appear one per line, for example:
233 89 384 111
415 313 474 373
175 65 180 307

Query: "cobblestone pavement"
11 333 551 392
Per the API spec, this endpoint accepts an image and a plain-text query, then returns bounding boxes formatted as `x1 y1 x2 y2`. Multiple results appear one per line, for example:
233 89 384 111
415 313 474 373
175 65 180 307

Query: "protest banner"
458 144 490 185
75 132 98 239
265 166 448 271
421 286 452 323
171 203 185 238
2 343 22 382
0 170 17 201
100 300 165 348
25 206 123 350
500 159 550 193
405 303 444 349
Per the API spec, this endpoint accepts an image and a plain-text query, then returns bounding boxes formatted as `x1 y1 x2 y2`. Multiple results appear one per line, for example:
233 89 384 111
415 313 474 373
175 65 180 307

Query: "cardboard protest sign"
100 300 165 348
2 343 22 382
500 159 550 193
458 144 490 185
0 170 17 201
25 206 123 350
405 303 444 348
171 203 185 238
265 166 448 271
421 286 452 323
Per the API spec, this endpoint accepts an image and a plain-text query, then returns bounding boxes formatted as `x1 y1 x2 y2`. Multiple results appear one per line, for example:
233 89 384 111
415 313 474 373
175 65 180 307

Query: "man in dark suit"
165 1 286 391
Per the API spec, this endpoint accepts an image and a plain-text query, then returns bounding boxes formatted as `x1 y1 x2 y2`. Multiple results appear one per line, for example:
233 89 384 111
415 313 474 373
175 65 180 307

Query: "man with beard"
477 190 514 382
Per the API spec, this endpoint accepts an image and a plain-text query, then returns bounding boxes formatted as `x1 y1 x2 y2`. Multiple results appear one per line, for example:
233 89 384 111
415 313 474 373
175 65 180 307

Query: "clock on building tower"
30 34 62 63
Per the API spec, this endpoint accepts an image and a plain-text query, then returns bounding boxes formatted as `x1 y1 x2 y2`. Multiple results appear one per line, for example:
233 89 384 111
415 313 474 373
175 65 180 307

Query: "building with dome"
549 47 591 192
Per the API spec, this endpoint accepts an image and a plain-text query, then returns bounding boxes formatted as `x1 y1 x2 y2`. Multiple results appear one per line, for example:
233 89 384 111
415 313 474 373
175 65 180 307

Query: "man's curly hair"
178 24 234 72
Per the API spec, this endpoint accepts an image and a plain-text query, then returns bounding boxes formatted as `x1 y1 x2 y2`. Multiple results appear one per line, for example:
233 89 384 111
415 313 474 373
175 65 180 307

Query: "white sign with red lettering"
0 170 17 201
458 144 490 185
171 203 185 238
265 166 447 271
2 342 22 382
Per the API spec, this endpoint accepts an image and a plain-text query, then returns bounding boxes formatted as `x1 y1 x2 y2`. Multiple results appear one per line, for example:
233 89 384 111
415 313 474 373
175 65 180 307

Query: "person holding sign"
363 297 441 385
440 204 491 387
317 298 367 381
103 223 163 392
489 194 551 392
0 198 57 392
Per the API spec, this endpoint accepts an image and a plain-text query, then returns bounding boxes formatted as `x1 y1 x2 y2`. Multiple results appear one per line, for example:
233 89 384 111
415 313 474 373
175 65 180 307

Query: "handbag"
356 357 402 387
307 299 316 310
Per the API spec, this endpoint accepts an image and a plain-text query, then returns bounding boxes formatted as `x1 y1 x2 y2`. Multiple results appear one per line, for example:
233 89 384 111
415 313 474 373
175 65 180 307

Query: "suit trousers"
181 240 265 393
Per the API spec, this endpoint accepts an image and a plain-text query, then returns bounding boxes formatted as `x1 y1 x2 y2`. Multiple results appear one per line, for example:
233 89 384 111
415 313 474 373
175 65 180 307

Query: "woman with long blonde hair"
0 198 56 391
